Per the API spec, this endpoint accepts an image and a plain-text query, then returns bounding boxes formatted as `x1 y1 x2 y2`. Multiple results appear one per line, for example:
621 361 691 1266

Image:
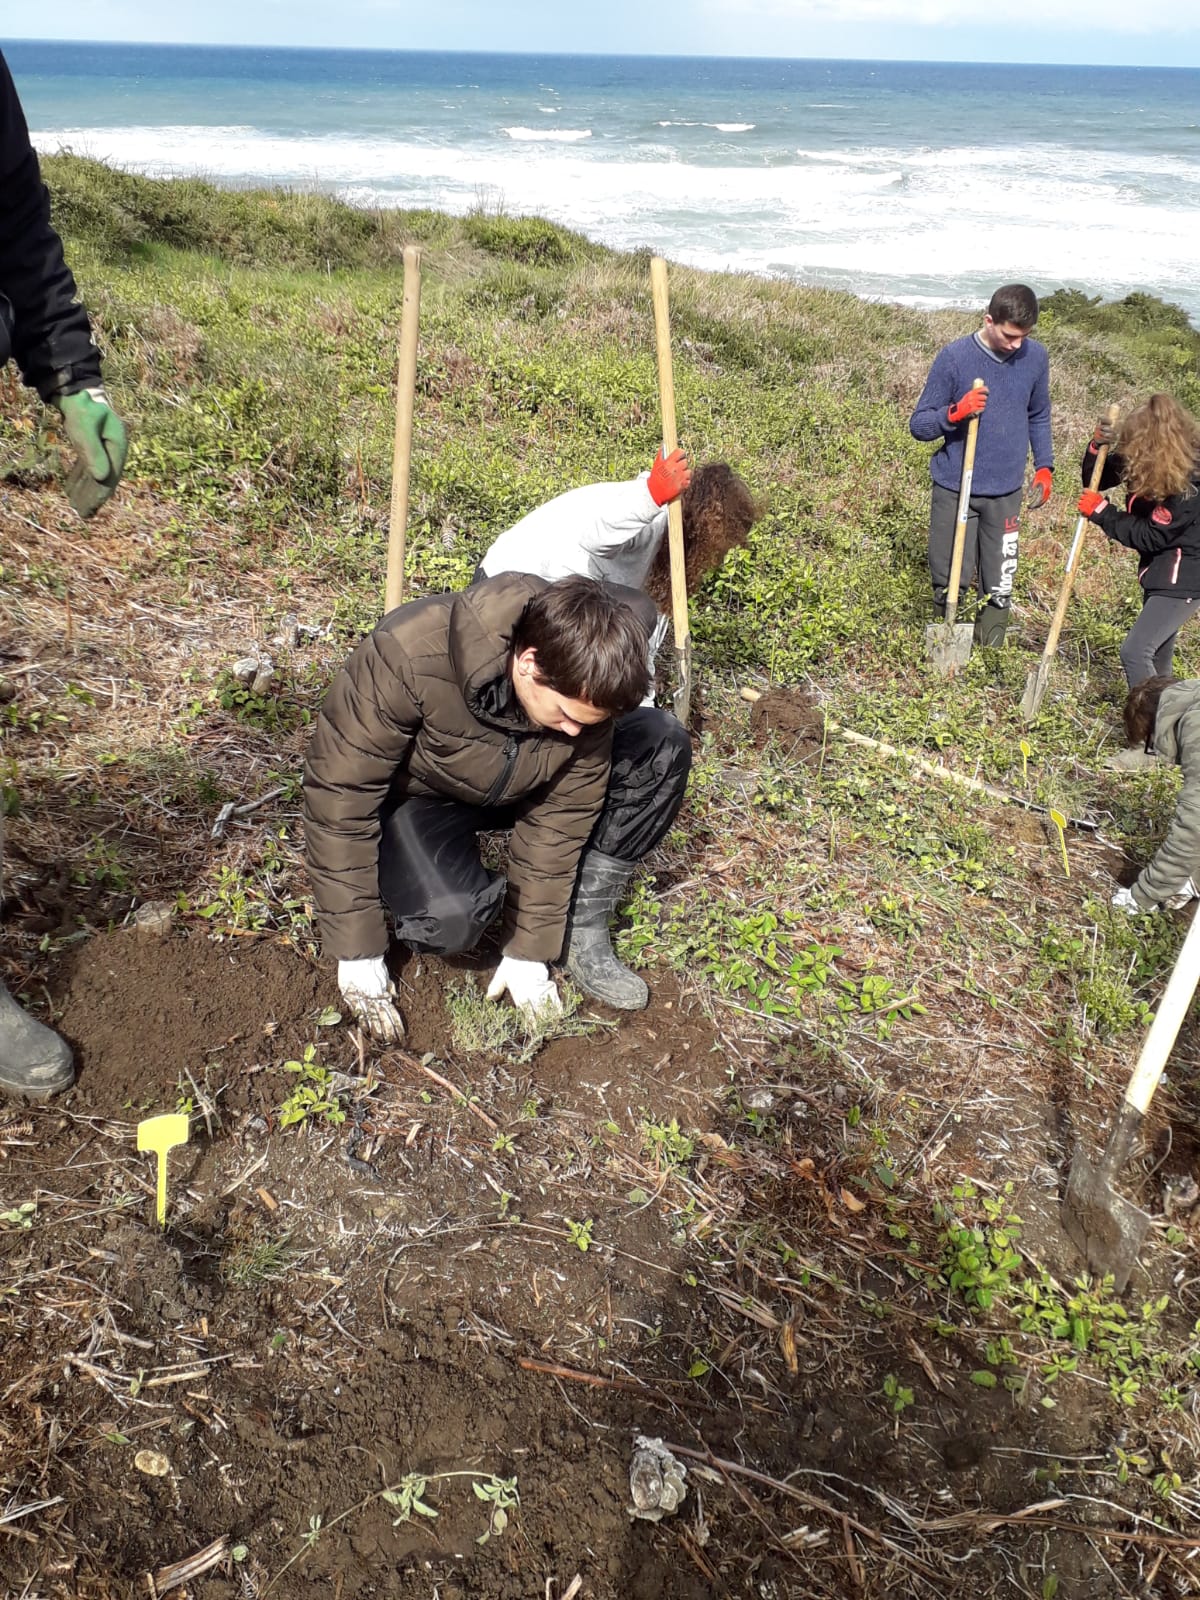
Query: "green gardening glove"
55 387 129 519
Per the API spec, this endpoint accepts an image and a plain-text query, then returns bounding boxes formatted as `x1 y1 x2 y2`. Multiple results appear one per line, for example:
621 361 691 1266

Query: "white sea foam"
33 121 1200 316
705 123 755 132
503 126 591 142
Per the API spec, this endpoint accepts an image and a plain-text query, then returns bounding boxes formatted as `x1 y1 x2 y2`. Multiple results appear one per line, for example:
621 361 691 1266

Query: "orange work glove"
1091 415 1117 448
1026 467 1053 509
1078 489 1108 519
647 447 691 507
947 386 988 425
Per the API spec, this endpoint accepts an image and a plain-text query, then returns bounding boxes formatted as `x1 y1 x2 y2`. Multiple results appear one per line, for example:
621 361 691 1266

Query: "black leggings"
378 707 691 955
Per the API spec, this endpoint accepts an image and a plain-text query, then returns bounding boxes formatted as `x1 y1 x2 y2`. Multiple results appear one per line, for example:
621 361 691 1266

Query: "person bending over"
478 452 759 681
909 284 1054 647
1111 675 1200 917
303 574 693 1038
1078 395 1200 688
1 49 129 1101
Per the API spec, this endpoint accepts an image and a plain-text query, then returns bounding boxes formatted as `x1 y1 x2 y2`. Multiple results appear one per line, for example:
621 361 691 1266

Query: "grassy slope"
8 155 1200 1590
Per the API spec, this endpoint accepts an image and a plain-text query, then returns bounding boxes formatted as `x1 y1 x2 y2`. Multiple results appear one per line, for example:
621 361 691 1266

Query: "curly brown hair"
1123 674 1178 750
643 463 761 608
1117 393 1200 503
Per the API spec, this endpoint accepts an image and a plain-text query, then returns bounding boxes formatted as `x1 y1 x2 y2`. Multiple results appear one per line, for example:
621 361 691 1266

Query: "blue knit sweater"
909 332 1053 498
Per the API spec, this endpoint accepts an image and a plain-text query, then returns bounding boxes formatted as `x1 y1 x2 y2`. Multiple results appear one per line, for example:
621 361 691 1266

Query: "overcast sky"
5 0 1199 68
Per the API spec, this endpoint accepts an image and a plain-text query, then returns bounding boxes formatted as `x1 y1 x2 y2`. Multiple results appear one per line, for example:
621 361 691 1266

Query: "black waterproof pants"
378 708 692 956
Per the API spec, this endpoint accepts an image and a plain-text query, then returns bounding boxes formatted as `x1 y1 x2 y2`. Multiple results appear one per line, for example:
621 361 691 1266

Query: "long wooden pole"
944 379 986 631
385 245 422 613
649 256 691 723
1019 403 1120 721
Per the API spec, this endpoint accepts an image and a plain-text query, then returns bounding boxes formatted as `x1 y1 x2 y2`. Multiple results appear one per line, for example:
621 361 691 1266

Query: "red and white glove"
338 957 405 1043
1078 489 1108 520
947 386 988 425
647 447 691 507
1026 467 1053 509
486 957 563 1023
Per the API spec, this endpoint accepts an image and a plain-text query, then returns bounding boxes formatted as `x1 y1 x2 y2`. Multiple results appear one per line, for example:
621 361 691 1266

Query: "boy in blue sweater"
909 284 1054 647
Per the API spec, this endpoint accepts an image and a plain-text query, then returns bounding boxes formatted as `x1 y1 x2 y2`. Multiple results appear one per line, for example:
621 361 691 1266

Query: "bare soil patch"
5 486 1200 1599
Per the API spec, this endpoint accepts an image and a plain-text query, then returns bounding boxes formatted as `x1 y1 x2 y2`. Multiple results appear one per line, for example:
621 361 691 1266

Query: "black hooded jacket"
1081 440 1200 599
0 49 102 400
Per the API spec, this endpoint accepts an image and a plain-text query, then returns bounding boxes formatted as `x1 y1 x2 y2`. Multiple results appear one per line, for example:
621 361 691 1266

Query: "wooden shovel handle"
649 258 689 663
1126 903 1200 1115
1040 403 1120 664
944 379 985 623
386 246 422 614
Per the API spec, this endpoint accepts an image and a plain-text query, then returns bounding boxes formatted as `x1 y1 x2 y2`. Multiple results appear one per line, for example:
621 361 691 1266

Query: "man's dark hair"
987 284 1039 329
511 576 650 716
1124 675 1177 751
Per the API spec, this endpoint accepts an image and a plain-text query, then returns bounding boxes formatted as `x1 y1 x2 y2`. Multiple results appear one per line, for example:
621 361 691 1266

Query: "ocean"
5 40 1200 319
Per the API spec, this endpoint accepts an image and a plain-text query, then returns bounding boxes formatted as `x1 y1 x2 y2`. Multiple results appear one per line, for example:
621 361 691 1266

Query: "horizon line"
2 37 1199 73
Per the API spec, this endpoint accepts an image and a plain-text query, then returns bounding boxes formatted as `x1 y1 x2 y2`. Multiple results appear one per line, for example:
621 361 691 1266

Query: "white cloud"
699 0 1197 30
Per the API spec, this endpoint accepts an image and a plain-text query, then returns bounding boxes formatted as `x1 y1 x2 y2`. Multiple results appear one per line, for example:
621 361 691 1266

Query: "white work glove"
486 956 563 1023
337 956 405 1043
1111 886 1147 917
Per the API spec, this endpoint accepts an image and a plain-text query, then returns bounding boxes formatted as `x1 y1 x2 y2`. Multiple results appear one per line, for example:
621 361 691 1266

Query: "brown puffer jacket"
303 573 648 964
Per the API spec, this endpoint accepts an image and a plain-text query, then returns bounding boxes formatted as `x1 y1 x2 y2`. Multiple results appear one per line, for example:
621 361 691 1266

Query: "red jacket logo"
1152 505 1174 526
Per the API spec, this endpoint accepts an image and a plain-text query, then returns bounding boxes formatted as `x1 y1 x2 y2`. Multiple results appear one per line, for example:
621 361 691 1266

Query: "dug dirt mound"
52 928 336 1115
748 686 825 756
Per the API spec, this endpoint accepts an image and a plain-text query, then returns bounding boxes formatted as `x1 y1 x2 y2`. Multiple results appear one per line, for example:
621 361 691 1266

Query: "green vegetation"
278 1044 346 1129
7 159 1200 1591
443 974 597 1062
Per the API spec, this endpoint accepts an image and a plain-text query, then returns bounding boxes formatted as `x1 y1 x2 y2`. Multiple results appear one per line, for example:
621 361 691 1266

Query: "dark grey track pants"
1120 593 1198 687
927 483 1023 609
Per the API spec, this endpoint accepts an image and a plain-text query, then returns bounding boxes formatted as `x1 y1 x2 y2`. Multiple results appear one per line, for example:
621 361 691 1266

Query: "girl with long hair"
1079 392 1200 686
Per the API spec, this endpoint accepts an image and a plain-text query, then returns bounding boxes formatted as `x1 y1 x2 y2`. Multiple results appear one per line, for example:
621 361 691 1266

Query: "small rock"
1104 748 1161 773
628 1436 687 1522
134 1449 171 1477
267 614 300 652
133 901 175 939
249 659 275 696
1163 1173 1200 1220
230 655 261 686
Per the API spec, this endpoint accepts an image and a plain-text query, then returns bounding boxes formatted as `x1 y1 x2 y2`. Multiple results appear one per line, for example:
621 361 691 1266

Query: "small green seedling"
473 1474 519 1543
383 1474 439 1524
564 1217 594 1252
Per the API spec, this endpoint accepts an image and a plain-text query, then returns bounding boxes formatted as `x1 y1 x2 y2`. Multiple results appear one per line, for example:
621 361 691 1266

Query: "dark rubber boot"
974 602 1010 648
0 981 74 1102
563 850 648 1011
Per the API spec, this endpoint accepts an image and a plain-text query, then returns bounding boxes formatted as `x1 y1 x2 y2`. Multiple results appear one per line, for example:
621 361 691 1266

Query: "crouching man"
302 574 692 1039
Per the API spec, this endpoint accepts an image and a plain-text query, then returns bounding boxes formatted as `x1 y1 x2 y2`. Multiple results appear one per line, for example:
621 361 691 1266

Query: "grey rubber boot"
974 603 1010 648
563 850 648 1011
0 980 74 1102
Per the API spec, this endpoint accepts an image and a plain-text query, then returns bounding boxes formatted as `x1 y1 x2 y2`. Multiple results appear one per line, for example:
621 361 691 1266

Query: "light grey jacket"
479 474 667 588
1136 681 1200 909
